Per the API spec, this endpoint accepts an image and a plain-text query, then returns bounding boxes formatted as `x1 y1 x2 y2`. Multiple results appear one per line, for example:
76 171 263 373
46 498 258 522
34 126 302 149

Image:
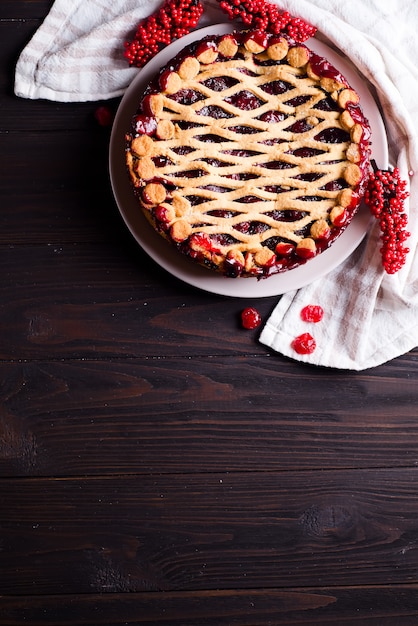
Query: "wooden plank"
0 91 115 133
1 356 418 477
0 185 123 244
2 586 418 625
0 127 117 243
0 241 281 359
1 130 111 196
1 241 417 363
1 470 418 594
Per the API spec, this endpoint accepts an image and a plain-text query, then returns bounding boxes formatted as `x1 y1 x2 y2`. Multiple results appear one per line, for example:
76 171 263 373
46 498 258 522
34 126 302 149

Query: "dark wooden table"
2 2 418 625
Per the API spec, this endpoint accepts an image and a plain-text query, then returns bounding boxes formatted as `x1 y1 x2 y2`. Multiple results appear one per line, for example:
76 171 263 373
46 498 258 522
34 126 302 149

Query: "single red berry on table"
241 307 262 329
300 304 324 323
94 105 113 126
291 332 316 355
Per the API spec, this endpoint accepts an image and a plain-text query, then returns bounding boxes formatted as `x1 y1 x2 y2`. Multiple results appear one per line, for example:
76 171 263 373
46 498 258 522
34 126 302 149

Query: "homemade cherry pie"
125 29 371 278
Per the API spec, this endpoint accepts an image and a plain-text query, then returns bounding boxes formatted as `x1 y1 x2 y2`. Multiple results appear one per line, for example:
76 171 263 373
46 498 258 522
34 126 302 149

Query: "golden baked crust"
126 30 371 278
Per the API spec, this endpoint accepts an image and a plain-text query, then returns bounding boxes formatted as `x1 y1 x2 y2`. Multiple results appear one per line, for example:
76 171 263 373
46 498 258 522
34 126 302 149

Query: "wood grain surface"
2 3 418 625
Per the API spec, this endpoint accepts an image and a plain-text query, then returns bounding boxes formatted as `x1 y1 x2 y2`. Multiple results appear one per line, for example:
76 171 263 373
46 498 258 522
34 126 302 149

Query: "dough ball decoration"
291 332 316 355
123 0 316 68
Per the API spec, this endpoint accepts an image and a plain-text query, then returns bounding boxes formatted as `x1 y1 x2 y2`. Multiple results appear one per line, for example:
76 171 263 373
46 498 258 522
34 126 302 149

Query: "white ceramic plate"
109 24 388 298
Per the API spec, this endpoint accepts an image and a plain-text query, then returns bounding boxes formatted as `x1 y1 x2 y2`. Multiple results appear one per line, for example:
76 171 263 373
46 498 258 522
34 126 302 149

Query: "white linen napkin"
14 0 225 101
14 0 418 370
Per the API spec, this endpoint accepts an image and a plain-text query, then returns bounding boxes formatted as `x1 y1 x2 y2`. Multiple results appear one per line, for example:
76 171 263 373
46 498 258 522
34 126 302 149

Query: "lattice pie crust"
126 30 371 278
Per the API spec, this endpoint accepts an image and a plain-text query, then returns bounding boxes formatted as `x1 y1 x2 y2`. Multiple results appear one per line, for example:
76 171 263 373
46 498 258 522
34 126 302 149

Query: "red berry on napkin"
300 304 324 323
291 333 316 355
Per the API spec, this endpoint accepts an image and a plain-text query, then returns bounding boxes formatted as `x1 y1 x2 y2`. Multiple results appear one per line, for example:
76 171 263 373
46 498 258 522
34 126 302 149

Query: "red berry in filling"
196 41 218 63
241 307 262 330
154 205 170 225
133 115 157 136
300 304 324 323
159 69 181 93
275 242 294 256
291 333 316 355
224 254 244 278
189 232 215 252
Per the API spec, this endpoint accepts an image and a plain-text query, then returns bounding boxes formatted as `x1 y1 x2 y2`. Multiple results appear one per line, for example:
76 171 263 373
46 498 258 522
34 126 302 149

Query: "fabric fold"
14 0 225 101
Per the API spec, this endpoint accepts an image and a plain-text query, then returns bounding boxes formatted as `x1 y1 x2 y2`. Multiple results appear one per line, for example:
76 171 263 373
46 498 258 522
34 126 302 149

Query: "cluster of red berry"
218 0 316 42
364 164 410 274
124 0 204 67
124 0 316 68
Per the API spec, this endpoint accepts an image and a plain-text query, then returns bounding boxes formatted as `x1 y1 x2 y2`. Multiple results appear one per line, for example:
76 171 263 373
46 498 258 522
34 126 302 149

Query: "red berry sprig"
364 163 411 274
124 0 204 68
217 0 316 42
